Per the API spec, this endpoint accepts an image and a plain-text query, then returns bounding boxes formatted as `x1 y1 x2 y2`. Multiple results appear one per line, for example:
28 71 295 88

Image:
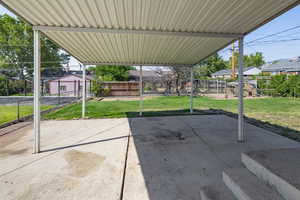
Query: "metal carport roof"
1 0 299 66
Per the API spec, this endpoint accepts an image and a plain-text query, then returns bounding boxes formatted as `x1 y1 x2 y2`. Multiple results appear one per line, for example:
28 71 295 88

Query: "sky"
1 4 300 68
220 5 300 62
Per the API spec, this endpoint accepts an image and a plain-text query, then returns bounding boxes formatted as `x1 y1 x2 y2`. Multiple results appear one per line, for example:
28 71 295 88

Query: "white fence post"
33 30 41 153
82 64 86 118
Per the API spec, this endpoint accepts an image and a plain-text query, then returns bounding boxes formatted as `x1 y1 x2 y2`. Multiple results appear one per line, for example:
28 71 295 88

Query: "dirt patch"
0 148 28 157
134 128 186 143
64 150 105 177
0 127 30 149
17 176 79 200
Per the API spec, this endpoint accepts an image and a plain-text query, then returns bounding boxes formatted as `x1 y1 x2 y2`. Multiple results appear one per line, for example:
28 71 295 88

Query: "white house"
211 67 262 79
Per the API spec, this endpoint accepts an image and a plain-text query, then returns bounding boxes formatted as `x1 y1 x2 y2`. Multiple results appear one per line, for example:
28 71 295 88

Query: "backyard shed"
48 74 92 96
0 0 299 153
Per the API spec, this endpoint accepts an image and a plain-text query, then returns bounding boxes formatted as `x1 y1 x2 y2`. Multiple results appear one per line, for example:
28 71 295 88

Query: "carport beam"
190 66 194 113
238 37 245 142
33 30 41 153
82 64 86 118
139 65 143 116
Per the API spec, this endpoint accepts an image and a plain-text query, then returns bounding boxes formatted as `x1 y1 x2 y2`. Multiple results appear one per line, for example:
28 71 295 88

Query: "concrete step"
242 148 300 200
223 168 283 200
200 183 237 200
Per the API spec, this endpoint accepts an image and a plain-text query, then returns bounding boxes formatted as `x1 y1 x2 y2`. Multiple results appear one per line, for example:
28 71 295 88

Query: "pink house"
48 74 92 97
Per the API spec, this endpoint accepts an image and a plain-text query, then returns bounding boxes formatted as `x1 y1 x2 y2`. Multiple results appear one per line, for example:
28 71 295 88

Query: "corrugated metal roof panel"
1 0 299 65
3 0 297 33
44 31 233 65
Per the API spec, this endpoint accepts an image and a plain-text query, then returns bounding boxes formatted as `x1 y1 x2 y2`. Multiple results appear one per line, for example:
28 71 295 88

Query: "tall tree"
195 53 229 77
243 52 265 67
170 66 191 96
89 65 134 81
229 52 265 68
0 14 69 79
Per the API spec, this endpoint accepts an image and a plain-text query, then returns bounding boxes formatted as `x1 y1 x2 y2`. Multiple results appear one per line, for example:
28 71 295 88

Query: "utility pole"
231 42 236 79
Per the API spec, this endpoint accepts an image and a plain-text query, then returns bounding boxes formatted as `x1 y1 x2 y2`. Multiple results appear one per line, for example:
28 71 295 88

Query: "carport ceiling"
1 0 299 66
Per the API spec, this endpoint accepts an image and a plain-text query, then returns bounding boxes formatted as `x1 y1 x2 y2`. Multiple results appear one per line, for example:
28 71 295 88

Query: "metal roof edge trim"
33 26 243 38
83 62 193 67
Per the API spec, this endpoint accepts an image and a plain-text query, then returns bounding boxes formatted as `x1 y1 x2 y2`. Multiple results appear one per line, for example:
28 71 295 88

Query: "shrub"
91 80 111 97
0 76 7 95
258 74 300 97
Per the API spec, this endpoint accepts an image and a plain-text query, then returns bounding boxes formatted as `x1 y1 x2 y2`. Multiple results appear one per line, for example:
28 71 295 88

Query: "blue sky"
222 5 300 62
1 4 300 64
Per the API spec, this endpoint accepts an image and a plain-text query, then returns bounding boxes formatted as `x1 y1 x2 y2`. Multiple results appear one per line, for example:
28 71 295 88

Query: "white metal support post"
238 37 245 142
82 64 86 118
139 65 143 116
190 66 194 113
33 30 41 153
216 80 219 94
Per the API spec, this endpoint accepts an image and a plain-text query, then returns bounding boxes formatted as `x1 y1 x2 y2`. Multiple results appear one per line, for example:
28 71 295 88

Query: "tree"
169 66 191 96
195 53 229 77
229 52 265 68
244 52 265 67
89 65 134 81
0 75 7 95
0 14 69 79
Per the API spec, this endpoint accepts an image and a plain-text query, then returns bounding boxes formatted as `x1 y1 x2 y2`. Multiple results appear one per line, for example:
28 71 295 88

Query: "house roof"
211 67 260 76
262 58 300 72
129 70 172 78
1 0 299 66
48 74 93 82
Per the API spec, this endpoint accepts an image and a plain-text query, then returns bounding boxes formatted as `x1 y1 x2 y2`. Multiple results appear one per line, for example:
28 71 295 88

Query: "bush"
91 81 111 97
0 76 7 95
258 74 300 97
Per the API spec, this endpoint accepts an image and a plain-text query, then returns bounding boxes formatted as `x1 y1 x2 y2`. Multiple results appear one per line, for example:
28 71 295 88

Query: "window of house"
60 85 67 91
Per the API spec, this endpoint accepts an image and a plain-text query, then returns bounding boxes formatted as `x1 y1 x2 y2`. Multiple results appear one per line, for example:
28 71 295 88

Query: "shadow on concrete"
124 111 300 199
126 109 217 118
125 114 219 199
40 135 128 153
127 109 300 142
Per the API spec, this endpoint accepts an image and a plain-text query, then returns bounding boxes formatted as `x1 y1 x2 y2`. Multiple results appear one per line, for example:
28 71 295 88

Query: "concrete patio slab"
0 115 299 200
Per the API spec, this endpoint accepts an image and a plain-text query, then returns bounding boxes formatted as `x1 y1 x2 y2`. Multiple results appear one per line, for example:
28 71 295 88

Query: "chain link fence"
0 77 92 127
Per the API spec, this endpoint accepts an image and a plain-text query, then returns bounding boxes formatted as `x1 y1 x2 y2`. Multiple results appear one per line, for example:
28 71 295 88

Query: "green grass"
0 105 54 125
11 93 33 96
44 96 300 132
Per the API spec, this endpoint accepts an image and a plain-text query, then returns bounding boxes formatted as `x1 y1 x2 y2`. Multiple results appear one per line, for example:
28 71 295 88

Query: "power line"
246 25 300 44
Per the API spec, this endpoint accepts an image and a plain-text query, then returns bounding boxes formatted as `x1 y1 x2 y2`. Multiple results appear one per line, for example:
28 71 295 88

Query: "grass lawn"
44 96 300 132
0 105 54 126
